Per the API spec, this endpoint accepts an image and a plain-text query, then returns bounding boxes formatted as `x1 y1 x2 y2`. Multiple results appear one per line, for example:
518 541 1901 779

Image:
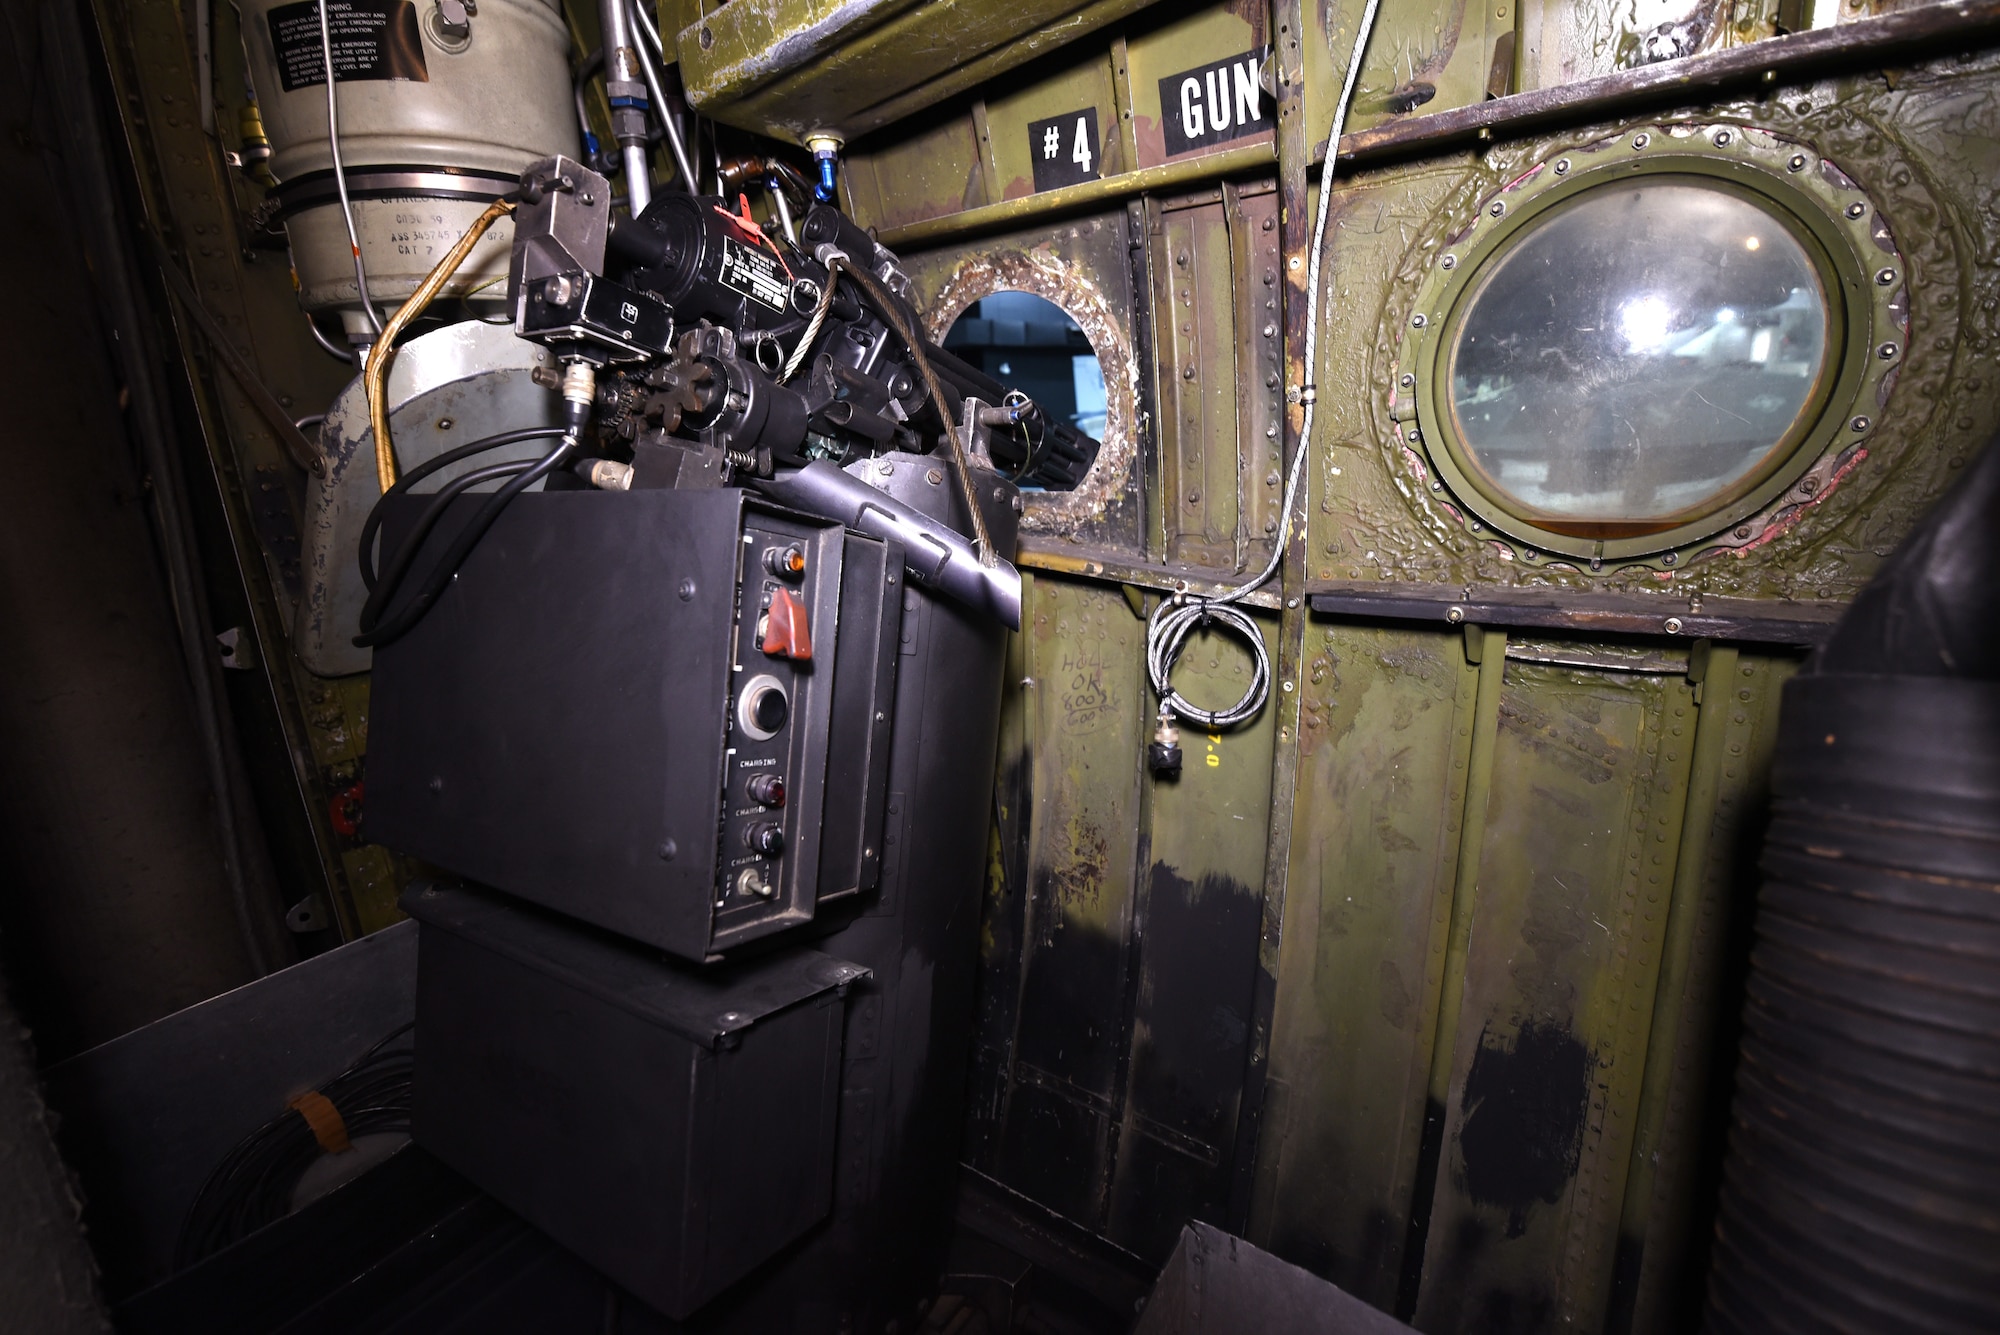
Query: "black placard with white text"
1158 49 1271 158
1028 108 1103 192
267 0 428 91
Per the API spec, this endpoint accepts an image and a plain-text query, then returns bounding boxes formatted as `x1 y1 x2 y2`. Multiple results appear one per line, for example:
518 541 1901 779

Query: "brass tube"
363 197 516 494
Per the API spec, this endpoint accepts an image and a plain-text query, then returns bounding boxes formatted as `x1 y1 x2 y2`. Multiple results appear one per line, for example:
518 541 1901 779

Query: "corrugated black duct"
1705 441 2000 1334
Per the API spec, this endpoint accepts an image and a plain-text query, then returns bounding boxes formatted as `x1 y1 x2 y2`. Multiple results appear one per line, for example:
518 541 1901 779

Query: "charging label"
718 237 790 313
267 0 428 92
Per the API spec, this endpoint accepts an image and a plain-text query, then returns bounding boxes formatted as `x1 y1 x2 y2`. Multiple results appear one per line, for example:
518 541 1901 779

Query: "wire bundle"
174 1023 415 1269
354 427 573 649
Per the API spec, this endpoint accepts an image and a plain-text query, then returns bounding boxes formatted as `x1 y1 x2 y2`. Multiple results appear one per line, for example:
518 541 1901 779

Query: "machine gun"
509 154 1097 492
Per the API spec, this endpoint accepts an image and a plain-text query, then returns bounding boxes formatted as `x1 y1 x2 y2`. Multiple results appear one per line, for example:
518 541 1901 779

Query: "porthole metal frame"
1396 123 1905 567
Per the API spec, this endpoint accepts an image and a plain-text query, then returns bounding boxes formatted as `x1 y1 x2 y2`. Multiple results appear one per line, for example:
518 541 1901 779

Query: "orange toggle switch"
761 587 812 661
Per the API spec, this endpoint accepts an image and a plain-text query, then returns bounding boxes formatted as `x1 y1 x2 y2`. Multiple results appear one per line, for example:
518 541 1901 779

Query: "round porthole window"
1399 127 1905 564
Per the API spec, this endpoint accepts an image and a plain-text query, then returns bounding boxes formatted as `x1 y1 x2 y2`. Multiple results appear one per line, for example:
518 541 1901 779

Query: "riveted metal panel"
1155 189 1248 568
989 575 1150 1226
1105 612 1278 1260
1254 623 1482 1308
1413 658 1700 1332
1612 649 1792 1335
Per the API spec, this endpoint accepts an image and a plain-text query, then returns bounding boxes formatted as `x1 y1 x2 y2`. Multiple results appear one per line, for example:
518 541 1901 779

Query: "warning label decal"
267 0 428 92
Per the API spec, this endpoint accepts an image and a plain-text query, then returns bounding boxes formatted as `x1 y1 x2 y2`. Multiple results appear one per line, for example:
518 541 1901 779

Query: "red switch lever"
761 587 812 661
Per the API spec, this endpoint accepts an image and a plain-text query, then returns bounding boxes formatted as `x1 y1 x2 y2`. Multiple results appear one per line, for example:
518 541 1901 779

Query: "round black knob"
745 822 786 856
751 686 788 734
737 676 790 740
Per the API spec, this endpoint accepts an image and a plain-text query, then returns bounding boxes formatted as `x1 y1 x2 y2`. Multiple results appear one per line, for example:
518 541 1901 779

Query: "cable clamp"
287 1090 351 1154
1298 385 1317 405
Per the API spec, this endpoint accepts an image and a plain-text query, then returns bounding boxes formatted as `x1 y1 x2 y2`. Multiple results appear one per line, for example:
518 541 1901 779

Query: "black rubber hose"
1704 436 2000 1335
1806 434 2000 677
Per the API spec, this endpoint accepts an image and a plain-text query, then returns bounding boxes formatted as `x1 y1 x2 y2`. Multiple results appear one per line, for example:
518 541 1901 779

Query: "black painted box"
403 882 868 1319
367 487 902 962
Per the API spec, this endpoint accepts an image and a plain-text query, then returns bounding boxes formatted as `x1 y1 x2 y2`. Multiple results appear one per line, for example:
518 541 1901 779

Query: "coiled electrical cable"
357 426 567 591
1143 0 1382 731
355 432 578 648
1147 598 1272 729
361 459 531 596
175 1022 414 1267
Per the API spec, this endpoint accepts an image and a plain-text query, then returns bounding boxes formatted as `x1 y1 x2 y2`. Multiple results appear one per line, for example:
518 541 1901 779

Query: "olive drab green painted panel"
1614 649 1791 1335
672 0 1164 144
904 175 1293 1257
985 575 1151 1227
1105 612 1278 1258
1253 623 1481 1308
1325 0 1515 136
1414 657 1699 1333
1156 190 1253 568
1151 182 1287 572
841 115 989 233
957 568 1276 1247
1295 0 1514 163
965 571 1281 1252
986 59 1127 200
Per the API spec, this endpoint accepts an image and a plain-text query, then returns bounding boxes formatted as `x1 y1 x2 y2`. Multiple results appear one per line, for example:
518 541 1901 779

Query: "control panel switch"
760 587 812 661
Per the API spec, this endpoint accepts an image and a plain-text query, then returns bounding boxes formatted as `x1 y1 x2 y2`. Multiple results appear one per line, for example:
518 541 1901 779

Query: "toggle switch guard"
761 586 812 661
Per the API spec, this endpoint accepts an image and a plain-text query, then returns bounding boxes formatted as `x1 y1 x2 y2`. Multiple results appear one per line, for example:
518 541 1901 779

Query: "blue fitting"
814 155 837 204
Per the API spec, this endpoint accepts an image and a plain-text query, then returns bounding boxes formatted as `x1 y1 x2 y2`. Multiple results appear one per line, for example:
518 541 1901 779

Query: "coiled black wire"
174 1022 415 1269
354 430 577 649
357 427 567 591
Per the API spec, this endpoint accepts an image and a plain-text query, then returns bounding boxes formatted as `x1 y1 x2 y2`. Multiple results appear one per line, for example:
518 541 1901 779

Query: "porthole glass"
1445 178 1832 535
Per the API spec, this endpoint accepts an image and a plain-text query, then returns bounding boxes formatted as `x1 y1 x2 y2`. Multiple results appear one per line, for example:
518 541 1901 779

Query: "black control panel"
367 488 903 961
711 514 841 947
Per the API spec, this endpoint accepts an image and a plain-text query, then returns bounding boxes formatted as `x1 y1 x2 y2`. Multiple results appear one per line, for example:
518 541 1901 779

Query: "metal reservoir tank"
239 0 578 338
